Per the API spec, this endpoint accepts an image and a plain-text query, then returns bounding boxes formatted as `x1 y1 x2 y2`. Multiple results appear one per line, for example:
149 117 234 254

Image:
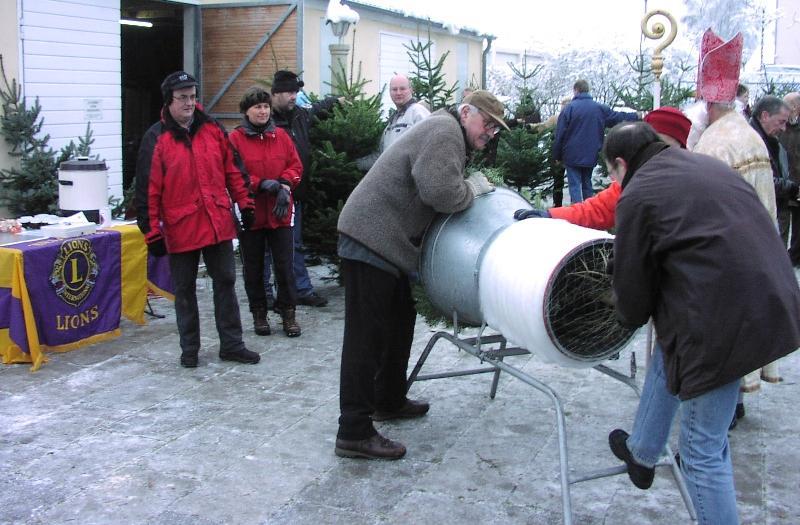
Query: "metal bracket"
406 325 697 524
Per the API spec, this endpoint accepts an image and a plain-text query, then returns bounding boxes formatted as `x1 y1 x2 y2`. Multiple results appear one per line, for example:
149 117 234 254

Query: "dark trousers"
168 241 245 354
264 201 315 297
337 258 417 440
239 227 296 311
778 204 800 263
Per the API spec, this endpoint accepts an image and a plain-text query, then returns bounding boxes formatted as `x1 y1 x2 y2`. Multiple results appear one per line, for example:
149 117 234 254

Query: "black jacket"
614 147 800 399
271 97 338 201
750 117 798 203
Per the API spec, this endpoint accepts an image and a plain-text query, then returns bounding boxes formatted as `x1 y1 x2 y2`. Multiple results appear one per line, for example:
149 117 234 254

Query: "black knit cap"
161 71 198 103
239 86 271 113
271 70 304 94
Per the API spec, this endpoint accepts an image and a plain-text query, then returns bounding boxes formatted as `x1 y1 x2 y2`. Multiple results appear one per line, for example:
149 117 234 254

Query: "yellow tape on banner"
108 224 148 325
0 247 46 370
0 328 33 365
42 328 122 354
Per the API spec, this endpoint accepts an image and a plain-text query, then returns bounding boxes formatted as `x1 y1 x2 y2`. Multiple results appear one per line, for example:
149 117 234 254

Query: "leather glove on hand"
240 207 255 230
465 172 494 197
258 179 281 194
273 187 290 219
147 238 167 257
514 208 551 220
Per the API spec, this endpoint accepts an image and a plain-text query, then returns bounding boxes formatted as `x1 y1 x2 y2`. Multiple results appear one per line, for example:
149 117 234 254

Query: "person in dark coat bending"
604 122 800 525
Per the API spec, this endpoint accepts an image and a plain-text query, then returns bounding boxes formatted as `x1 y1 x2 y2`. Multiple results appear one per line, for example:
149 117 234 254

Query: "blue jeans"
565 164 594 203
627 345 740 525
264 201 315 298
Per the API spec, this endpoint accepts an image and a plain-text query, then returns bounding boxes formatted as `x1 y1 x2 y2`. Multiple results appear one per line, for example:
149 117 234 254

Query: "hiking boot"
180 350 199 368
219 347 260 364
609 429 655 489
252 307 271 336
334 432 406 460
280 306 301 337
297 292 328 307
372 398 430 422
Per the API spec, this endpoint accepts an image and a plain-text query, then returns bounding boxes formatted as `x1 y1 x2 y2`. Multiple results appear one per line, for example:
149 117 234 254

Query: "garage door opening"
120 0 184 194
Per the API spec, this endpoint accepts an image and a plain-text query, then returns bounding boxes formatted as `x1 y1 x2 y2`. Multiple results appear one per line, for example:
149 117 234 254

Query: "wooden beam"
205 3 297 112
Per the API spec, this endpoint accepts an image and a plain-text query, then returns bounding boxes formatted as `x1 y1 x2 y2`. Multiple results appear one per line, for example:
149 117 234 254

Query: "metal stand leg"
407 331 697 525
144 297 166 319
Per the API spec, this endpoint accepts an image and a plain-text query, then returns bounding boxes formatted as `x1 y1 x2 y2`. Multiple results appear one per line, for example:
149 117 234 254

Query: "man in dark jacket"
750 95 799 247
604 122 800 524
135 71 260 368
779 91 800 264
552 79 638 203
268 70 340 307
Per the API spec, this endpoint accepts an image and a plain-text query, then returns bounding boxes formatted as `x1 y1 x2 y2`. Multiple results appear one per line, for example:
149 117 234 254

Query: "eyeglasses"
173 94 197 104
478 110 501 136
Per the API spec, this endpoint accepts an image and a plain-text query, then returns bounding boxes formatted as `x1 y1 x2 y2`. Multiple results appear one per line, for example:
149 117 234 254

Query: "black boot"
180 350 199 368
219 346 260 364
252 307 271 336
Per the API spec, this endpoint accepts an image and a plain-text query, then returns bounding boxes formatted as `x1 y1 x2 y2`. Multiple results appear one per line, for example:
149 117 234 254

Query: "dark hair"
736 84 749 97
602 121 661 165
239 86 271 113
573 79 590 93
753 95 788 120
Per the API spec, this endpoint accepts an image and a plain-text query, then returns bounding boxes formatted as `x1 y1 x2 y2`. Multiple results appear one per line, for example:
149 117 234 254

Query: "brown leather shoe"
334 433 406 460
372 398 430 422
252 308 271 336
280 306 301 337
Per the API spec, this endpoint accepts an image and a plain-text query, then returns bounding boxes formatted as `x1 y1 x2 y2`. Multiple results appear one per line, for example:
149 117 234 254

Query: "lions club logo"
50 238 100 307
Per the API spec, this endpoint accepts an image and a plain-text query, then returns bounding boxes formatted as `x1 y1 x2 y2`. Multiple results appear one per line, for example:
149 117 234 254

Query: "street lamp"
325 1 359 87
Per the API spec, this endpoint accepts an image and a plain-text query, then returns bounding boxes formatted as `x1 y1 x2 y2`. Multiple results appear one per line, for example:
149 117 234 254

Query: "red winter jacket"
229 121 302 230
135 106 253 253
549 181 620 230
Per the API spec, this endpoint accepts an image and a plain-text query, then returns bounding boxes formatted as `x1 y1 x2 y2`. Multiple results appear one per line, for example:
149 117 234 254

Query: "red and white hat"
696 29 744 103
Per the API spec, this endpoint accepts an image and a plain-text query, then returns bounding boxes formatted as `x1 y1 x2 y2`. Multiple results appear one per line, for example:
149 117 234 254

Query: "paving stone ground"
1 263 798 524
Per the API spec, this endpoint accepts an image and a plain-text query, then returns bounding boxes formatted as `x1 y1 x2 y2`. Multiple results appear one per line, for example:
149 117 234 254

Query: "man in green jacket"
334 91 507 459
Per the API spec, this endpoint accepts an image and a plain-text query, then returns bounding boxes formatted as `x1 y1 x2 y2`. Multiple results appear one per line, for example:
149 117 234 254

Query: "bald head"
785 92 800 123
389 74 413 108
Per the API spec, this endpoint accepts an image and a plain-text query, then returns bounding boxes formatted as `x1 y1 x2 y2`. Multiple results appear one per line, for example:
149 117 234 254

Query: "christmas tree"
0 54 94 216
405 27 459 111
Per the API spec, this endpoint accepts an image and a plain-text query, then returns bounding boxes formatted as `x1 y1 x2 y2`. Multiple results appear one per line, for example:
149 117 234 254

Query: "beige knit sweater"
338 109 476 274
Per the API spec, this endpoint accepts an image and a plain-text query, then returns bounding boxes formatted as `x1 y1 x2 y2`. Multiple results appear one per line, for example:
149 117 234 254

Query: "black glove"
273 187 290 219
514 208 551 220
147 238 167 257
240 208 255 230
258 179 281 194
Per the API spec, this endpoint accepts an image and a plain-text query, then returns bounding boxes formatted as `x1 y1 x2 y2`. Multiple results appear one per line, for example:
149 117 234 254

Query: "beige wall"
302 4 484 99
776 0 800 65
0 0 20 206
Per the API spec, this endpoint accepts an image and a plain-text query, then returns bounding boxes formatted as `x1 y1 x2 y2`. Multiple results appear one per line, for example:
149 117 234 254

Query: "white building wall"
20 0 122 201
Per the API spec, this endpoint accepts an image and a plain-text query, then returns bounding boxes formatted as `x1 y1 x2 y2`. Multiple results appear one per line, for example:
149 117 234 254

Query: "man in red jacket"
515 106 691 228
135 71 260 368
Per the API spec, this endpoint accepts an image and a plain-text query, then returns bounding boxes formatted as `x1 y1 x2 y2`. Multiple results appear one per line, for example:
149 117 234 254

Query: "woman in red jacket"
230 87 303 337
